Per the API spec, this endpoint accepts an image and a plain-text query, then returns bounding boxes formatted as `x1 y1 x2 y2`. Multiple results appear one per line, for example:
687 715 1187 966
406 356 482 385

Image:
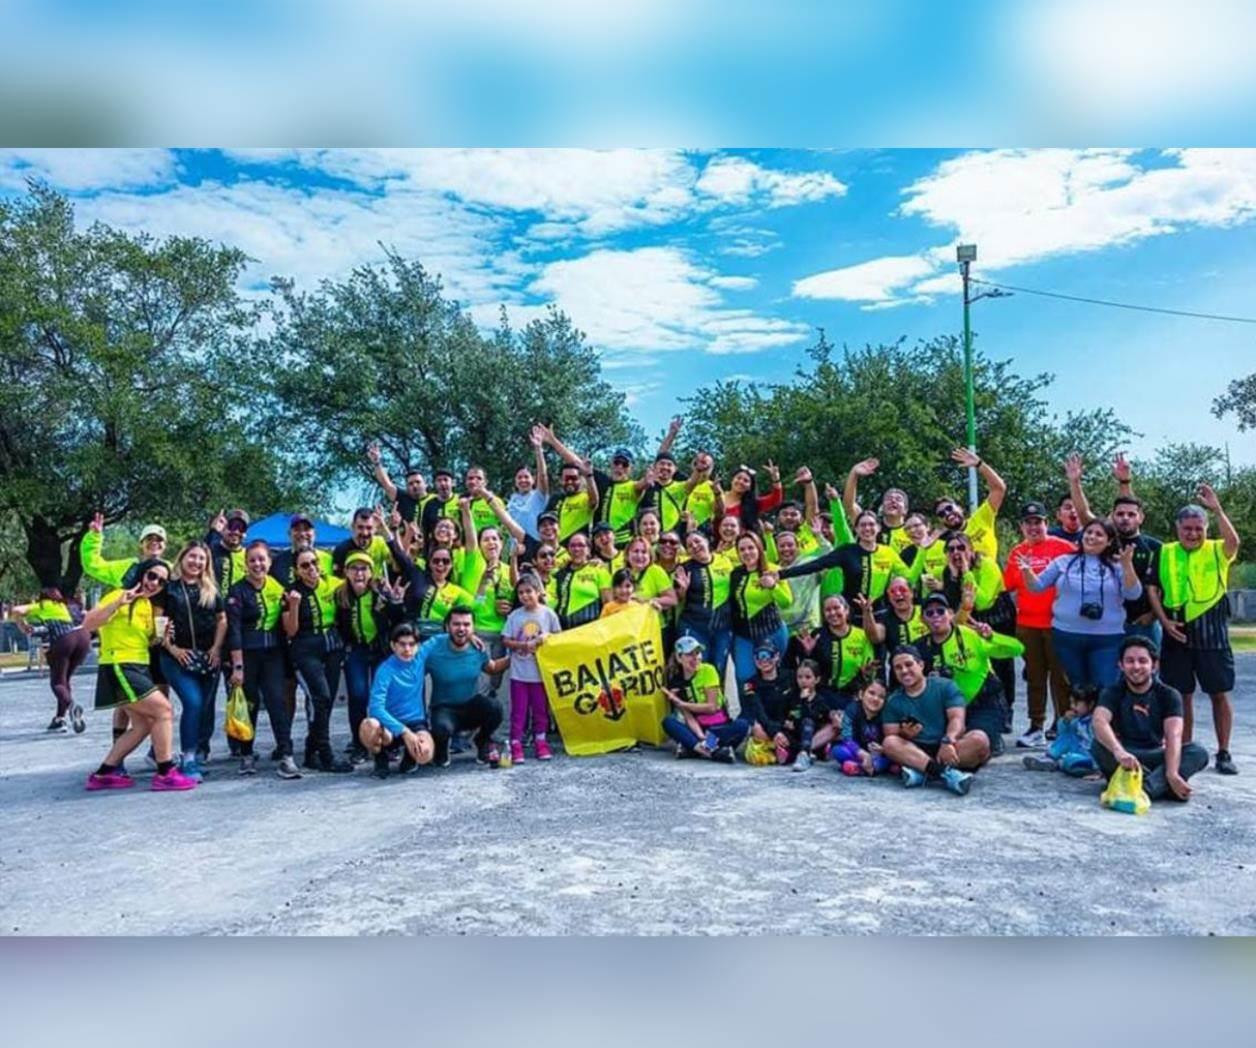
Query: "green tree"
0 184 313 590
266 252 641 496
1213 372 1256 431
679 332 1134 528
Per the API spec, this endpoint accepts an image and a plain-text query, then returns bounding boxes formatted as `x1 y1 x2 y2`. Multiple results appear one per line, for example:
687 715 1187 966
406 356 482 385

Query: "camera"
1079 602 1103 621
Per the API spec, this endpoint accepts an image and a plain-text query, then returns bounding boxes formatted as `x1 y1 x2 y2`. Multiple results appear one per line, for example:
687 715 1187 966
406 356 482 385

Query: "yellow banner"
535 602 669 756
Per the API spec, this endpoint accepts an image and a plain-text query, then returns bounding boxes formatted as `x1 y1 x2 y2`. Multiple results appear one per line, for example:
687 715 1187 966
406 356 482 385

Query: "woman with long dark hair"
714 462 783 534
727 532 792 686
12 588 90 733
672 530 732 680
1018 518 1142 690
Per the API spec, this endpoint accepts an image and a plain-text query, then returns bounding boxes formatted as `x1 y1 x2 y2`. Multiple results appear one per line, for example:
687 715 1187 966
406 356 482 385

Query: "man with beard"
367 442 433 527
920 448 1008 580
540 424 650 546
543 459 600 543
332 507 396 578
1065 452 1163 646
419 468 462 546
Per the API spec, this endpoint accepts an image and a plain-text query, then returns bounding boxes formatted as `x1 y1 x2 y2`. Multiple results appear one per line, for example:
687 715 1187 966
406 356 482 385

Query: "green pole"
961 258 978 511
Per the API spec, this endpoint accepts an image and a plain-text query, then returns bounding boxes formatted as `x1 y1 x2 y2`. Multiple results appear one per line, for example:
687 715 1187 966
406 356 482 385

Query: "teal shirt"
882 677 966 746
424 635 490 708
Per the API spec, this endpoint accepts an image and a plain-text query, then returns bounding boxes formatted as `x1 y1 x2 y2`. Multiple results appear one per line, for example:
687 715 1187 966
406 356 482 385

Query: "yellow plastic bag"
1101 764 1150 815
225 684 254 743
744 735 777 767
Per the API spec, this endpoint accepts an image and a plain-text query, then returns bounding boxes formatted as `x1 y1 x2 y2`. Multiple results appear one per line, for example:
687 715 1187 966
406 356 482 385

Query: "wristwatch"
940 736 954 746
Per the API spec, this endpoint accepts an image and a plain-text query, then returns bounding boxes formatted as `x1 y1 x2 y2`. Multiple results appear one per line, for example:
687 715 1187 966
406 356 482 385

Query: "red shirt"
723 485 783 521
1003 537 1076 629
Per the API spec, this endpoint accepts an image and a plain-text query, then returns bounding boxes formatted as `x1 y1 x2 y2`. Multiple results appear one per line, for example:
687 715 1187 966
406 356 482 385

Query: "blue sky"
3 147 1255 466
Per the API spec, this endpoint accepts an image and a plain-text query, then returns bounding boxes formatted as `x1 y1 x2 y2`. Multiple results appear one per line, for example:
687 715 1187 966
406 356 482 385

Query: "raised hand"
1197 483 1221 512
284 590 302 608
528 426 545 449
762 459 780 485
89 512 104 533
366 441 382 464
673 565 690 594
1112 452 1132 484
823 482 840 502
851 457 879 478
950 447 980 469
1064 452 1083 482
798 628 818 654
794 465 813 486
209 508 227 533
667 415 683 438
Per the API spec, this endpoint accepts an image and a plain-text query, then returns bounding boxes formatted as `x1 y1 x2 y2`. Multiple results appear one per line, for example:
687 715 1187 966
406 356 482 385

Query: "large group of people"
9 417 1242 805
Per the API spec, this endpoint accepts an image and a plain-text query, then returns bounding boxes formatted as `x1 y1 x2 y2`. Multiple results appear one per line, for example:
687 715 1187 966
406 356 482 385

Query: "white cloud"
0 148 178 191
527 246 809 355
695 155 847 208
792 148 1256 304
707 275 757 290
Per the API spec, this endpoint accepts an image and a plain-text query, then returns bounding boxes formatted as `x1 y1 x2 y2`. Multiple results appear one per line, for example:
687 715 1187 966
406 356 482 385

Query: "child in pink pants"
501 574 563 763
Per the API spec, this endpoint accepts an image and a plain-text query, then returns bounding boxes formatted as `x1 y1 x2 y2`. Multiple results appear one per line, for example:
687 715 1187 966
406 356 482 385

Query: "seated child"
832 677 898 777
782 659 843 772
1022 686 1099 777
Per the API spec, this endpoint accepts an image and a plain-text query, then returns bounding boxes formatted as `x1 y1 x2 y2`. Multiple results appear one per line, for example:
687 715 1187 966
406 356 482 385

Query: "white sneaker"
793 752 812 772
1016 728 1046 749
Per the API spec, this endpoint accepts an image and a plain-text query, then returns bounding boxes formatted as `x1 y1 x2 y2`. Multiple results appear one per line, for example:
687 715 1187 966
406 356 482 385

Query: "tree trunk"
23 515 68 591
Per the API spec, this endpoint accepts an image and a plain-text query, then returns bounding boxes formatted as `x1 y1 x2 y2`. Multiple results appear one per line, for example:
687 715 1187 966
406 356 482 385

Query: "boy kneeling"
360 624 436 779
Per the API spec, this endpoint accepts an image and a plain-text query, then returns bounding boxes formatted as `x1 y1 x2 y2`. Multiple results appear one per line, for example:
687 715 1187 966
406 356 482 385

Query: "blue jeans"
343 646 383 746
662 713 751 752
1051 629 1123 691
732 624 790 688
677 620 731 684
160 652 220 755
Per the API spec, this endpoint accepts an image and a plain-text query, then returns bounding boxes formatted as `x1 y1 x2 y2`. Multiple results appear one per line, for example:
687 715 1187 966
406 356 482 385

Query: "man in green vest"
1149 485 1240 775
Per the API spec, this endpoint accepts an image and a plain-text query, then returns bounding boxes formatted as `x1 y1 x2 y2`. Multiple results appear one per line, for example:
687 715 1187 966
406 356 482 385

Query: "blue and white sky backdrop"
3 147 1255 464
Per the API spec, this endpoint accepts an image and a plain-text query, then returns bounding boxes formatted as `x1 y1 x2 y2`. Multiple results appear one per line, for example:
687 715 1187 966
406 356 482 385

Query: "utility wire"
969 277 1256 325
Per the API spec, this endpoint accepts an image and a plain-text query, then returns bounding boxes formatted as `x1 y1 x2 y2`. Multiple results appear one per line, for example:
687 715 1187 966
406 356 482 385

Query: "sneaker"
315 746 353 773
151 767 198 791
901 767 927 788
534 738 553 761
477 743 501 767
711 745 736 765
1216 750 1239 775
841 760 862 777
1022 754 1059 772
372 752 391 780
276 756 302 780
86 770 135 791
674 744 695 760
941 766 974 796
179 755 204 782
793 751 812 772
347 742 370 766
1045 722 1059 742
398 751 419 775
437 751 452 769
238 755 258 776
1016 728 1046 749
70 703 86 734
510 740 526 764
990 733 1006 757
46 716 67 732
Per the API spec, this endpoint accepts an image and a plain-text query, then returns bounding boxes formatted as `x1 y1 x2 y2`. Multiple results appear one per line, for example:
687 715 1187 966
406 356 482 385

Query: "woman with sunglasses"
548 532 612 629
875 577 929 682
409 546 476 640
11 588 91 733
672 530 732 679
83 560 197 792
282 549 353 773
728 532 792 687
226 540 301 778
159 541 227 782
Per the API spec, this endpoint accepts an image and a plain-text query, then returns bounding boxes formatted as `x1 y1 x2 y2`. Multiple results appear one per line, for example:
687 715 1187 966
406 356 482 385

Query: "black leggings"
431 695 503 763
240 647 292 757
47 629 91 717
290 635 344 752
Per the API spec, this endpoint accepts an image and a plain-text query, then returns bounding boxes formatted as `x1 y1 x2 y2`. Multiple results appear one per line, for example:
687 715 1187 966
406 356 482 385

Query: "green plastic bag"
225 684 254 743
1101 764 1150 815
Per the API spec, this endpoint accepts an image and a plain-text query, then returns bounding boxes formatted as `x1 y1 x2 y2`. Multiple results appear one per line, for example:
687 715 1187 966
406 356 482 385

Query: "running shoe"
314 746 353 773
195 745 210 765
70 703 86 734
86 770 135 791
151 767 198 791
476 742 501 767
793 751 812 772
940 766 974 796
179 755 204 782
841 760 862 777
238 755 258 776
1016 728 1046 749
534 738 553 761
346 742 370 766
276 756 301 779
901 767 927 788
1022 754 1059 772
509 739 526 764
46 716 67 732
1216 750 1239 775
398 751 418 775
372 752 391 779
711 746 736 764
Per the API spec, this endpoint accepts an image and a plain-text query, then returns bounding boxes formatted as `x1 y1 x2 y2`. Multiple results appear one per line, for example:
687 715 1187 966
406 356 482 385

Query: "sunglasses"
659 538 679 545
430 557 452 566
923 606 948 618
143 570 168 584
945 544 967 553
298 561 319 571
536 551 556 560
226 521 248 533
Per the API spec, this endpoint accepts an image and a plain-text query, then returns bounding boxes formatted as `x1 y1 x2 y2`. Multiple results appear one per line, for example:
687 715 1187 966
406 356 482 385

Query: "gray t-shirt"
503 605 562 683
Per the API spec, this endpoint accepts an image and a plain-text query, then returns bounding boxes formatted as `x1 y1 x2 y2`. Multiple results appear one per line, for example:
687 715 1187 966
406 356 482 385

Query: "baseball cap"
139 524 167 542
753 643 779 661
921 592 951 611
433 467 455 480
289 513 314 528
1020 501 1048 521
591 522 614 536
538 511 559 525
654 451 676 464
226 508 250 528
674 635 704 655
344 551 373 570
611 447 633 464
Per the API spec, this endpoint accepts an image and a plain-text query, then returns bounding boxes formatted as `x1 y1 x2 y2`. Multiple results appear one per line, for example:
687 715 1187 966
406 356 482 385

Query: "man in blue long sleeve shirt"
361 624 438 778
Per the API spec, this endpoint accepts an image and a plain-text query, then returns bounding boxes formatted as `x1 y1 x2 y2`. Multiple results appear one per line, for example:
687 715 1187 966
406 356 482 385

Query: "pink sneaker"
534 738 553 761
840 760 862 777
510 739 525 764
151 767 198 791
86 770 135 791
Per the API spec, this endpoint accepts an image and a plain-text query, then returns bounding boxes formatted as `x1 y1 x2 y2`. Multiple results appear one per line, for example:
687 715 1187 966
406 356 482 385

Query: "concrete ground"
2 660 1255 935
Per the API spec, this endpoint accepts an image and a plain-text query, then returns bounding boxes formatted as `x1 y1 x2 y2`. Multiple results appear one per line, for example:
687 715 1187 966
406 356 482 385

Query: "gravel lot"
2 658 1254 935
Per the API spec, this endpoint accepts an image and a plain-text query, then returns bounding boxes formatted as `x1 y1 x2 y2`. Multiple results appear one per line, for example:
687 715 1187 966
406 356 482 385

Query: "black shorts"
916 741 941 758
1159 643 1235 696
94 663 160 710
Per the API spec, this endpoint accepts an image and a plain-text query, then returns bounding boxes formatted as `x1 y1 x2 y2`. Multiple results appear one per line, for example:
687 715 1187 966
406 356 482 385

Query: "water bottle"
499 743 513 769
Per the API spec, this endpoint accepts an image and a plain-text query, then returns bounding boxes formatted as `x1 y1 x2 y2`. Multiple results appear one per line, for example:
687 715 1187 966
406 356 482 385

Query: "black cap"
612 448 633 464
921 592 951 611
538 511 559 525
654 451 676 464
434 467 455 480
1020 501 1048 520
591 521 614 535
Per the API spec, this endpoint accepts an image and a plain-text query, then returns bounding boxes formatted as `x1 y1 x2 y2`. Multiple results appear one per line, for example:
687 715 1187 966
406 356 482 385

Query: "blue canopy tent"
244 513 351 549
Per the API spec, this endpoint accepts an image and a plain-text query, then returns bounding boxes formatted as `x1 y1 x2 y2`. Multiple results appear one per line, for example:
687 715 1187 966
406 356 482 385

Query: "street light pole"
957 244 978 511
